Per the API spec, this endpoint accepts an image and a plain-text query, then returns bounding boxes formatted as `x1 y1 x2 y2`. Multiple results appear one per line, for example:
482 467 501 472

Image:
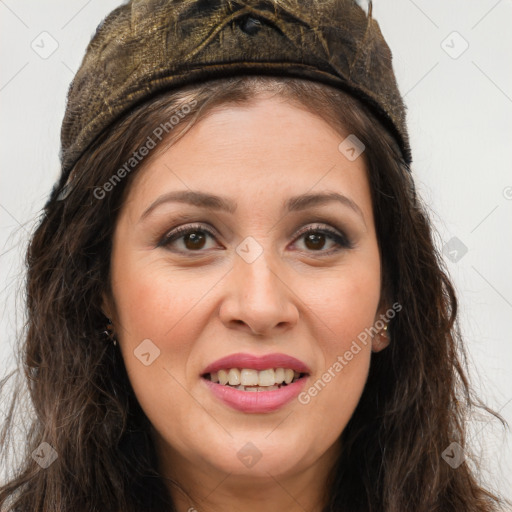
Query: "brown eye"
304 232 328 251
182 231 207 250
294 225 353 254
158 224 217 252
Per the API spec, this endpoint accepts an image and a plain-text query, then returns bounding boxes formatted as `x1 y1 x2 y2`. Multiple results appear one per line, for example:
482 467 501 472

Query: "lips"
201 352 311 376
202 376 308 413
200 352 311 413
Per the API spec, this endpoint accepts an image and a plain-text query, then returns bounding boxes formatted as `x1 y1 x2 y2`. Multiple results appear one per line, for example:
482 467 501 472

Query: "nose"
218 245 299 337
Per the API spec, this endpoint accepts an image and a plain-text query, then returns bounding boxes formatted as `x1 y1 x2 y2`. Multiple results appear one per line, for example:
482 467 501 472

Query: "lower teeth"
230 384 281 391
224 380 296 391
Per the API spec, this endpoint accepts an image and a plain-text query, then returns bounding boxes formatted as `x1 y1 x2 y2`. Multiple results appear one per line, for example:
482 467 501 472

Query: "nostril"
237 15 263 36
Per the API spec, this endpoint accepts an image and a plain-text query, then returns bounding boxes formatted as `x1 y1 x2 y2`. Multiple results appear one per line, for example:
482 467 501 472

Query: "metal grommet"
238 15 262 35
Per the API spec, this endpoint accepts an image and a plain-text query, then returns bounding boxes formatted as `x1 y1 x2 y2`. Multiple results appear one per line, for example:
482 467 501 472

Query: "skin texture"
103 94 390 512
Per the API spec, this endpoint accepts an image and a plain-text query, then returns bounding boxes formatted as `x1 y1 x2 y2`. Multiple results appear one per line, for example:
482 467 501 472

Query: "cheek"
110 251 210 345
299 256 380 421
109 255 205 434
109 252 217 403
310 251 381 348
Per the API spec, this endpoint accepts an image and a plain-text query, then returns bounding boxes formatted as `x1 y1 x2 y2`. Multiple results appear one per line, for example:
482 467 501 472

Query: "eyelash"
157 222 354 255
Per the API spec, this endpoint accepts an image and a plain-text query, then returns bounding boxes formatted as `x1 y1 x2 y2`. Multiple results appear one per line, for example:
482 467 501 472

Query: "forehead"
121 96 372 222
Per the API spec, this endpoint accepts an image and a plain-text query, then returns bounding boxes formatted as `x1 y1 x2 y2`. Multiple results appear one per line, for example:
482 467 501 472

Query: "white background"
1 0 511 503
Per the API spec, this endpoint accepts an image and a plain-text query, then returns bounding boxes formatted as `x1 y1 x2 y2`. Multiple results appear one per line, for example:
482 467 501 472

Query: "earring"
381 323 390 341
105 318 117 346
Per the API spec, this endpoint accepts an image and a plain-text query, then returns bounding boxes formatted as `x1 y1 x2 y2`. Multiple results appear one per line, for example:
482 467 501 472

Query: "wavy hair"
0 76 510 511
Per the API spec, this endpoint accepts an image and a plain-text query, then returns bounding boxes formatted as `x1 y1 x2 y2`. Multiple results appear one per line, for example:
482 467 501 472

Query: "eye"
292 224 353 254
157 223 353 254
157 224 217 252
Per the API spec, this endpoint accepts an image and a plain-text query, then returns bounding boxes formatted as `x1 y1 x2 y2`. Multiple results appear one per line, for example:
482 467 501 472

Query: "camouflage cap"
56 0 411 199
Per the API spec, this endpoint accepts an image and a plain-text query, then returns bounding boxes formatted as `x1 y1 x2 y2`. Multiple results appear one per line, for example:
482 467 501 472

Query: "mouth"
201 368 309 392
200 352 311 412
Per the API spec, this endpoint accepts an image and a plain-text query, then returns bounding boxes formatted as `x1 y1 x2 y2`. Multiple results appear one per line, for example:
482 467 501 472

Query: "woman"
0 0 509 511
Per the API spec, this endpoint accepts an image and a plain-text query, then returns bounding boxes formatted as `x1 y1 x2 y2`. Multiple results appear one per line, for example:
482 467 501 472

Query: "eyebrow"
139 190 365 223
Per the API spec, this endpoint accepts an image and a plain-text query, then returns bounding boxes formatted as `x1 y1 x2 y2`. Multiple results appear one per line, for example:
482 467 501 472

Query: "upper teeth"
208 368 301 387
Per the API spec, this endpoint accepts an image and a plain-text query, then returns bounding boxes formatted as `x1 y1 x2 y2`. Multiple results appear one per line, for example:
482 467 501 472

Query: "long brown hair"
1 76 509 511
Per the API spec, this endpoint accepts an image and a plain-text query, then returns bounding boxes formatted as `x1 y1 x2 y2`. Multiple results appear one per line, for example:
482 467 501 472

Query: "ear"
100 291 115 321
371 304 391 353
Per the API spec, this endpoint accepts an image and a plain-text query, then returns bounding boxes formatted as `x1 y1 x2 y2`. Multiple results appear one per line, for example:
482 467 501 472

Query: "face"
104 94 389 503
